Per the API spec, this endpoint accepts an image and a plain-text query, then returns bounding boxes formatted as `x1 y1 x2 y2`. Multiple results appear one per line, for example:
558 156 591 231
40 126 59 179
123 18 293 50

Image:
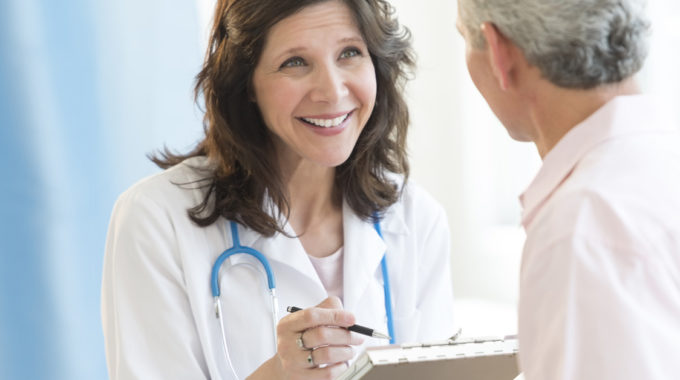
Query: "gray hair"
458 0 651 89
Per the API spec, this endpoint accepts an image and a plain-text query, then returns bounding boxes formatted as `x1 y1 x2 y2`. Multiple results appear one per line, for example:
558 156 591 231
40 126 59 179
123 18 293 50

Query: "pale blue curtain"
0 0 205 378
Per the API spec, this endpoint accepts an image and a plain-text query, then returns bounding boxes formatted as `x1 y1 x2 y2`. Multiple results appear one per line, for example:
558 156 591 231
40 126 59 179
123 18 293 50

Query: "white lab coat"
101 156 456 380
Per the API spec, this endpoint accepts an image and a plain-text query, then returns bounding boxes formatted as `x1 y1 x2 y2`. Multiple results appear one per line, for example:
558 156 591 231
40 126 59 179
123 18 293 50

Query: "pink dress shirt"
518 95 680 379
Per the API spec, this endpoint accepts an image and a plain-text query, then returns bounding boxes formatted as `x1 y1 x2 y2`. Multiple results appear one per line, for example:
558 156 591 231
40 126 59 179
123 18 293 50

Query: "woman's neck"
279 157 343 257
286 163 338 225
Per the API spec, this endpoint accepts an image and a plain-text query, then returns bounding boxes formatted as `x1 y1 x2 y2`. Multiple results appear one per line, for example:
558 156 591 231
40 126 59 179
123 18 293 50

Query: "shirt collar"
519 94 673 227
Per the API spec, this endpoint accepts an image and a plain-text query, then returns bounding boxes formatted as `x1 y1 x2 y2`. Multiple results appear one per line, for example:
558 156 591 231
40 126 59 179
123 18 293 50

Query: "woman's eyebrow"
339 36 365 44
272 36 365 62
276 47 307 59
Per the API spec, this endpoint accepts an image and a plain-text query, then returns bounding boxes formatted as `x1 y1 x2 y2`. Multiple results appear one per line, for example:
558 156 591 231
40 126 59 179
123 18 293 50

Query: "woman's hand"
249 296 364 380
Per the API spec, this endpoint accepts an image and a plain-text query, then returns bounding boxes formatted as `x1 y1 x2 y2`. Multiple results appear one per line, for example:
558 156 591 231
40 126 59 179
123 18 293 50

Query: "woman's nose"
308 64 350 104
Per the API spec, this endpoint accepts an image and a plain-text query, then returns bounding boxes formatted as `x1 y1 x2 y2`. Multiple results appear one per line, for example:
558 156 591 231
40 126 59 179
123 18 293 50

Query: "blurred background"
1 0 678 378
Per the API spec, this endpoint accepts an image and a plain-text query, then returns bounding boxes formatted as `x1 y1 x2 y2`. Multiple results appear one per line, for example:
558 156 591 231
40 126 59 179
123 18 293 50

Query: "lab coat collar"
224 193 409 309
519 94 673 227
227 216 324 293
342 194 410 312
342 200 384 313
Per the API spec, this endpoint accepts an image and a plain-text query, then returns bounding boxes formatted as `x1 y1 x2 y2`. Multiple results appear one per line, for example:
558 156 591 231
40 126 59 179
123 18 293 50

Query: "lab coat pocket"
393 308 422 344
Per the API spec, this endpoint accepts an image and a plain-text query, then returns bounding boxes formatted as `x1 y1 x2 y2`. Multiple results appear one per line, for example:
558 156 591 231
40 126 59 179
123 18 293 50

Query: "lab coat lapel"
342 201 387 313
227 222 324 294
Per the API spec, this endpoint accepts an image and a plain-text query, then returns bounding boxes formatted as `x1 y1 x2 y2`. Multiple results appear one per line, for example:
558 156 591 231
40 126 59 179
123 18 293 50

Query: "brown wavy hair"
151 0 415 236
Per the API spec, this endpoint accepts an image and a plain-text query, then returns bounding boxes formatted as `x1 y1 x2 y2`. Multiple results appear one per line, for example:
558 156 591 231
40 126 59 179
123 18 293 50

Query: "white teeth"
301 113 349 128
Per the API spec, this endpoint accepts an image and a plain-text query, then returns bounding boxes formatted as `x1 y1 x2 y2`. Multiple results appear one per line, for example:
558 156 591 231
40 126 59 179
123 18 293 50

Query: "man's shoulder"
529 166 680 255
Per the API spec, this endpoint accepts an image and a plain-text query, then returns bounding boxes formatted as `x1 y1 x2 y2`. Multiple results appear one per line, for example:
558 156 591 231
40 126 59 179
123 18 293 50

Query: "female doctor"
101 0 456 379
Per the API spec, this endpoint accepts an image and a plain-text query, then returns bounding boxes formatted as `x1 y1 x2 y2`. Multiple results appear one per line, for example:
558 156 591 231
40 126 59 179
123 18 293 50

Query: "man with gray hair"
456 0 680 379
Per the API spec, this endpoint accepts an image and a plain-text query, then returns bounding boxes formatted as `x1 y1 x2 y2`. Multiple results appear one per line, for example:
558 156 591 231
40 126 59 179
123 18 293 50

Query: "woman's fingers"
305 345 355 367
295 296 353 332
301 325 364 348
305 362 349 380
276 328 356 372
317 295 343 310
277 305 360 350
286 304 355 332
274 297 364 377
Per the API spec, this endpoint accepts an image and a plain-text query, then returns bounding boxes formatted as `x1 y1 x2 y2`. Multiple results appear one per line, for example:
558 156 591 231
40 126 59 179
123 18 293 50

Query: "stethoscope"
211 217 394 379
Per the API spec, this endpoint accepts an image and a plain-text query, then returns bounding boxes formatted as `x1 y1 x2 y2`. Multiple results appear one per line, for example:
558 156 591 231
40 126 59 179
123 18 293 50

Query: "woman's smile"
297 110 354 136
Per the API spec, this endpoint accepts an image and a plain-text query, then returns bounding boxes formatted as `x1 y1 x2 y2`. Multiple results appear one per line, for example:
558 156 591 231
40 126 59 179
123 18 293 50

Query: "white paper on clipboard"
336 337 519 380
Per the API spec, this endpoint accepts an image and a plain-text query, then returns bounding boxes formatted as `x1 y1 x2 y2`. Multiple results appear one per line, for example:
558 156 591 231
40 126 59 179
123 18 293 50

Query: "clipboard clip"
448 328 463 342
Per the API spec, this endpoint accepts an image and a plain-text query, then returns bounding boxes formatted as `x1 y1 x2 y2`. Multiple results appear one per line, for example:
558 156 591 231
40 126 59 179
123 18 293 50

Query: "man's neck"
529 77 641 158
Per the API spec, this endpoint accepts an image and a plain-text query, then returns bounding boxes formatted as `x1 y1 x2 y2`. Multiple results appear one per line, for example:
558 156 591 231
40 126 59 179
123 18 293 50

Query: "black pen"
287 306 391 340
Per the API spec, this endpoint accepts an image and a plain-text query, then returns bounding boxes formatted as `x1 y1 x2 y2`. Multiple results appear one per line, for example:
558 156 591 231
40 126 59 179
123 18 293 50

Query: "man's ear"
480 22 514 91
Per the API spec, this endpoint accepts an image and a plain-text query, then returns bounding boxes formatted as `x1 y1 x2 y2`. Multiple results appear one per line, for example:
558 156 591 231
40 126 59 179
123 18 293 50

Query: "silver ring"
307 352 315 367
296 332 307 349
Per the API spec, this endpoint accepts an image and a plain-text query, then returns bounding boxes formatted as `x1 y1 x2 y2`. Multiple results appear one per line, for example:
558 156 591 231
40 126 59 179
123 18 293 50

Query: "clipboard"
337 337 519 380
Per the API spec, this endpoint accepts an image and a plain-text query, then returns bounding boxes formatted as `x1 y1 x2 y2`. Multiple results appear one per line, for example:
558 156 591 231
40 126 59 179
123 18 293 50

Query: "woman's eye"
340 47 362 59
280 57 306 69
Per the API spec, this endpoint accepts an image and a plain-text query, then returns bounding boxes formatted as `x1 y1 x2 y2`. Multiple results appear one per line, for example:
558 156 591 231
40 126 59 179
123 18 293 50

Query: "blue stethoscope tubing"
373 218 395 344
211 221 279 380
211 217 394 379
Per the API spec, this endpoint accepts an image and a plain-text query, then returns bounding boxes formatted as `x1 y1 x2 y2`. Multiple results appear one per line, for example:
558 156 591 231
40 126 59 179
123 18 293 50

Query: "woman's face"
252 0 377 170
